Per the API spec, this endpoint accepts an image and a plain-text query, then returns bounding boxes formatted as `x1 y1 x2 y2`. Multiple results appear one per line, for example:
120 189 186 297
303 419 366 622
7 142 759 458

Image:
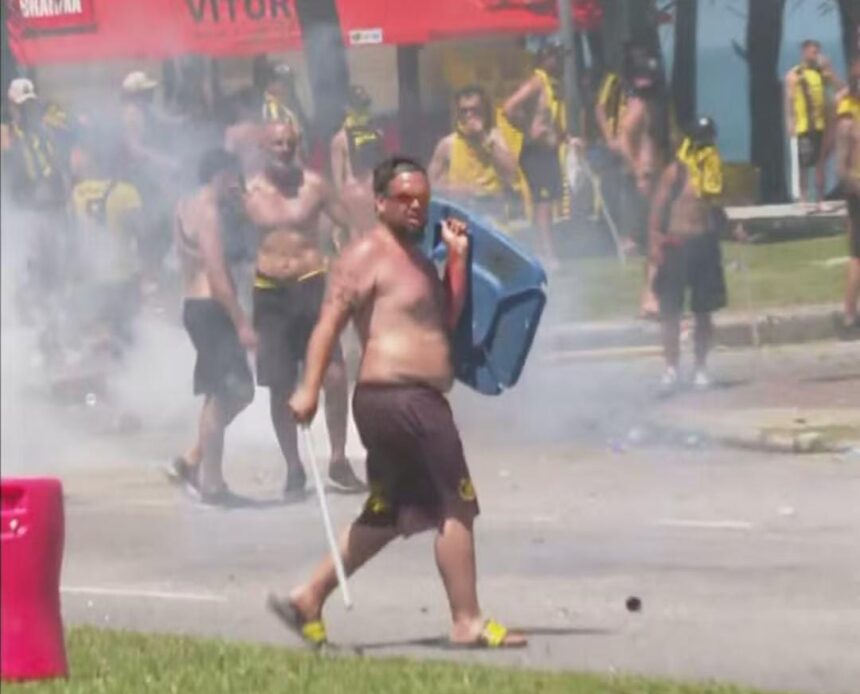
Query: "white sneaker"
692 369 712 390
659 367 679 395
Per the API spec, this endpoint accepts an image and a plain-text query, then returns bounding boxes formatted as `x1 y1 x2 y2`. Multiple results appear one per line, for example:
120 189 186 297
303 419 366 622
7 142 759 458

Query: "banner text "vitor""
185 0 293 23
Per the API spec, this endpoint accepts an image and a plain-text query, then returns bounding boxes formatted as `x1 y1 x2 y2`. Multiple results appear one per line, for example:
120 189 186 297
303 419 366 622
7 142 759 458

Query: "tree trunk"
396 46 423 159
671 0 697 130
294 0 350 144
836 0 859 67
746 0 786 203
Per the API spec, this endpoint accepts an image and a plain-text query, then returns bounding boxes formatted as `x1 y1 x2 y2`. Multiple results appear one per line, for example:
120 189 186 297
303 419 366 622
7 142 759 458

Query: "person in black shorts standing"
649 117 728 394
835 55 860 338
244 121 365 500
267 156 526 650
504 36 568 268
169 149 256 505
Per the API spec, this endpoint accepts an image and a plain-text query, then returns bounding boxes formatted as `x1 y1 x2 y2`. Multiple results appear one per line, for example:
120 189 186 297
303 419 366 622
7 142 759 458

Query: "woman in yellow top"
428 85 518 220
784 40 843 203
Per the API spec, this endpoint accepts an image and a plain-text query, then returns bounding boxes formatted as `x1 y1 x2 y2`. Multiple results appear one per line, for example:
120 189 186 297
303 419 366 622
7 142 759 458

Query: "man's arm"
428 136 452 188
441 219 470 330
290 240 374 421
485 129 519 187
330 131 349 191
197 204 255 346
503 76 540 132
122 106 181 174
835 115 857 193
648 164 677 264
319 176 352 246
784 71 797 135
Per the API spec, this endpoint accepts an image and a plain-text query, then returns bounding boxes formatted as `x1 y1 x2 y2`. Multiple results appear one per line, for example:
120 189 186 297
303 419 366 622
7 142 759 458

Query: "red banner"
15 0 96 34
8 0 560 65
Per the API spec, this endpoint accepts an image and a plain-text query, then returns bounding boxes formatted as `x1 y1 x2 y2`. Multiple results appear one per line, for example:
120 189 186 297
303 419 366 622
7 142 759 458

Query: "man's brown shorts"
352 383 479 531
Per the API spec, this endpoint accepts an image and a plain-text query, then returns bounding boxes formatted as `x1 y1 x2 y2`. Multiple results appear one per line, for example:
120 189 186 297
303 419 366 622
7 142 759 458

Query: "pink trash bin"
1 477 68 681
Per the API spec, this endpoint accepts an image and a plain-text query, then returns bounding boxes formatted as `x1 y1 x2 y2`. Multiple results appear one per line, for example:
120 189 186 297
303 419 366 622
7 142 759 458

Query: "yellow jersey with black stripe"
71 179 143 283
597 71 628 139
792 65 826 134
262 93 301 129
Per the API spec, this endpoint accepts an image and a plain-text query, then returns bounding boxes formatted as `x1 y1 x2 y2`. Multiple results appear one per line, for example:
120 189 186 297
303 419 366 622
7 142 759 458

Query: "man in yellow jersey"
428 85 518 221
330 85 387 237
649 117 728 394
68 138 145 355
834 55 860 339
245 121 365 500
784 40 843 203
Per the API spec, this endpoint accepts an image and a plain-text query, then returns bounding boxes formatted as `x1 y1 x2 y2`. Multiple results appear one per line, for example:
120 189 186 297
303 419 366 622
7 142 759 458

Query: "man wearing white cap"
2 77 75 359
119 70 181 283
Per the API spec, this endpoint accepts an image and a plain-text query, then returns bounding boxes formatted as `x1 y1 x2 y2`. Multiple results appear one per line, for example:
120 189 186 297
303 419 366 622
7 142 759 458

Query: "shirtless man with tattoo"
245 120 365 499
267 156 526 651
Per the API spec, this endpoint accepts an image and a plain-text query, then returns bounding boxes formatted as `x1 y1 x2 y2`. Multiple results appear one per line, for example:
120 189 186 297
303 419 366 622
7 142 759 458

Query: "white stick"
301 425 353 609
581 159 627 266
790 136 801 202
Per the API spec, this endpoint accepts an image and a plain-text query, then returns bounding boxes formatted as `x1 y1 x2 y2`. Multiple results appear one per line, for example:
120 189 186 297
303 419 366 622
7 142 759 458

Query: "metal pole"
557 0 580 137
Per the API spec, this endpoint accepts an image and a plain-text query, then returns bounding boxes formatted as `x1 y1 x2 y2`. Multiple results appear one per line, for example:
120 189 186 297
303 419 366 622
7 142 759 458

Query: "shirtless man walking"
169 149 256 505
267 156 526 650
245 121 365 499
329 85 387 237
616 48 667 317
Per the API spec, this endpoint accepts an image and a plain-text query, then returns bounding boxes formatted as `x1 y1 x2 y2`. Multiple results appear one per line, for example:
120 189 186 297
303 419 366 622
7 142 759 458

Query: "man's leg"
288 522 397 621
693 312 714 371
436 513 527 646
844 258 860 326
197 395 244 495
533 202 558 268
815 158 826 204
269 382 305 488
661 316 681 371
323 359 348 465
434 514 481 640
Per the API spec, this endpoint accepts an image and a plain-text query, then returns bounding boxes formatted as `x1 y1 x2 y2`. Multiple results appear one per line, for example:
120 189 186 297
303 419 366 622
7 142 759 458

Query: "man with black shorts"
268 156 526 650
169 149 256 505
835 55 860 338
650 117 727 394
245 121 364 500
504 36 567 268
784 40 843 204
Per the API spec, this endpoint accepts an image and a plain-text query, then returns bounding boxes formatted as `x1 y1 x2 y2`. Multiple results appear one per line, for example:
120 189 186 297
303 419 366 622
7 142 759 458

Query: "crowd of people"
2 32 859 651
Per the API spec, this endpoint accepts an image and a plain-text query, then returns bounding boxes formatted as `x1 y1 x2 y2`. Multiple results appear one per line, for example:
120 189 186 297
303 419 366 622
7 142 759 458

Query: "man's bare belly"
667 195 710 237
358 331 454 393
256 229 325 280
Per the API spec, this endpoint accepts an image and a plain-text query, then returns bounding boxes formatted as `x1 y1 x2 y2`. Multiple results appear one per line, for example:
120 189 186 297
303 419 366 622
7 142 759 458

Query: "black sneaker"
283 472 309 504
327 460 367 494
164 457 199 497
835 314 860 341
195 487 248 509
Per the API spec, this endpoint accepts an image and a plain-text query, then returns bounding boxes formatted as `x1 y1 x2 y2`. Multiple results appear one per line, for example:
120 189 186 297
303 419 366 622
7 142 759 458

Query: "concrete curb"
642 408 860 456
541 304 843 354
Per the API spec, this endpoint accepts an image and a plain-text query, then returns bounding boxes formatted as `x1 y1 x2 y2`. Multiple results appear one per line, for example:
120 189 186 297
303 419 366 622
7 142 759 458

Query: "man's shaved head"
263 120 299 168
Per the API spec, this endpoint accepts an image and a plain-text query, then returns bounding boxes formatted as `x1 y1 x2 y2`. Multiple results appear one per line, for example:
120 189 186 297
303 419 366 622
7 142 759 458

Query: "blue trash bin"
423 198 548 395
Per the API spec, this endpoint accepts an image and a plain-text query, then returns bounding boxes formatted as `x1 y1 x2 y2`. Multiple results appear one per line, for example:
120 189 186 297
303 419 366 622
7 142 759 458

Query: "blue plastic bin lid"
423 198 548 395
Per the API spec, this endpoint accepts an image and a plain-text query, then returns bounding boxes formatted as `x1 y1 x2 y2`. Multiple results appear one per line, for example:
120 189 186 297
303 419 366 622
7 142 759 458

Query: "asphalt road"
3 319 859 694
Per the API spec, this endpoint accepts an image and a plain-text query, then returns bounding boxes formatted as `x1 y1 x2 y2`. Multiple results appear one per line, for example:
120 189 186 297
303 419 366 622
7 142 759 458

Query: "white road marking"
62 586 227 603
657 519 755 530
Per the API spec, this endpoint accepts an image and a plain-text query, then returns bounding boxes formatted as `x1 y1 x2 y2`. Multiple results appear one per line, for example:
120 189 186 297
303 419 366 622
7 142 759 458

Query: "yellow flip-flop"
266 594 327 649
447 619 527 650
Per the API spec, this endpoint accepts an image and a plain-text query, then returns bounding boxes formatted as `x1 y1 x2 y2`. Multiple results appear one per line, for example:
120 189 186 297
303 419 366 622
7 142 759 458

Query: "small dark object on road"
626 596 642 612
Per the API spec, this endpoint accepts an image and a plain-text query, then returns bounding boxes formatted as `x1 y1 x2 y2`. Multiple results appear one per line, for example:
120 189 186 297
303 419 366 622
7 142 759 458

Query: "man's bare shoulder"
338 228 386 267
331 129 348 148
